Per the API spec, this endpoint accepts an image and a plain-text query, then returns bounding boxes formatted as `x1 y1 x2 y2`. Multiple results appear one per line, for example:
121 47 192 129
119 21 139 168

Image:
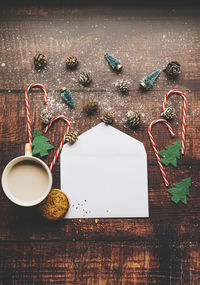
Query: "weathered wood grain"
0 2 199 284
0 241 199 285
0 91 199 163
0 7 200 91
0 164 199 243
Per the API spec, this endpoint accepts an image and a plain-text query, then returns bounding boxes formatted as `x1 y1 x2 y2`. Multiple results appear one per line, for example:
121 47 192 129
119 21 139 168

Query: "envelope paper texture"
61 123 149 218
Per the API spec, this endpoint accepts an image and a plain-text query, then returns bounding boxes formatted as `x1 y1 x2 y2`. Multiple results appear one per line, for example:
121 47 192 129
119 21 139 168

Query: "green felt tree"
168 177 191 204
32 129 54 157
159 140 182 167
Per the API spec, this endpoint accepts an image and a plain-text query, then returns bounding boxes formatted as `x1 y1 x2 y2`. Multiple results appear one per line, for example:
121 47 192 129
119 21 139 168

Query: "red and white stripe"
162 89 187 155
43 115 71 171
148 119 175 187
25 83 48 143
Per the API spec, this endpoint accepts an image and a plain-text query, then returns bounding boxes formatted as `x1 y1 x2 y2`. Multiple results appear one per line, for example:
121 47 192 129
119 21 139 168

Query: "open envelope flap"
64 123 146 158
61 123 149 218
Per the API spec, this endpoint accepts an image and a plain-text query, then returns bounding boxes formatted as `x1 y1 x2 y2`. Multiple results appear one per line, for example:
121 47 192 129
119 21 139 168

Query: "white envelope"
61 123 149 218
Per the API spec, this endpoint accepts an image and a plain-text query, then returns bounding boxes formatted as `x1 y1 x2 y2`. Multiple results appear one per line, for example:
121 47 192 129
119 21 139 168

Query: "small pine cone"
79 72 92 86
161 107 176 121
66 56 79 70
65 130 79 144
33 53 47 69
101 111 114 125
126 111 141 129
116 80 129 95
164 61 180 78
84 99 98 115
40 109 53 125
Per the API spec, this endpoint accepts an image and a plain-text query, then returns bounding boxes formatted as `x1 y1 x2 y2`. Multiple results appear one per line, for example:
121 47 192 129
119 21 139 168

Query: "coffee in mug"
2 143 52 206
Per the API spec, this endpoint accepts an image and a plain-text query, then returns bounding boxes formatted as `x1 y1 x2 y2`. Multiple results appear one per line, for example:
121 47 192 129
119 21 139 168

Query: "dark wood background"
0 1 199 284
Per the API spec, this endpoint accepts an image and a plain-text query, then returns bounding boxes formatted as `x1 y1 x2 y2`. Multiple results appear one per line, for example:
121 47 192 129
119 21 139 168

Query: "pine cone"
126 111 141 129
66 56 79 70
164 61 180 78
65 130 79 144
33 53 47 69
79 72 92 86
84 99 98 115
101 111 114 125
161 107 176 121
116 80 129 95
40 109 53 125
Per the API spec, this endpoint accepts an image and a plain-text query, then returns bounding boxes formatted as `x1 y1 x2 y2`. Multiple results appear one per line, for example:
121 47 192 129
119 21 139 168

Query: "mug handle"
25 143 32 157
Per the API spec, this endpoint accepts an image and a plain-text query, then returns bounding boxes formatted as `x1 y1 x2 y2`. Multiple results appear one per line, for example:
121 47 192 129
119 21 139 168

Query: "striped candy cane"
162 89 187 155
43 115 71 171
148 119 175 187
25 83 48 143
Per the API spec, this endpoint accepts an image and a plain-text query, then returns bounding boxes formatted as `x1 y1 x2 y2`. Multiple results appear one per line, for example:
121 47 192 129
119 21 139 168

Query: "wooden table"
0 1 199 284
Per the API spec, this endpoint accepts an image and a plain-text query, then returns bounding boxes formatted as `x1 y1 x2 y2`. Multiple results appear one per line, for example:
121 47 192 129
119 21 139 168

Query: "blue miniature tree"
61 88 75 108
140 69 161 90
105 53 122 72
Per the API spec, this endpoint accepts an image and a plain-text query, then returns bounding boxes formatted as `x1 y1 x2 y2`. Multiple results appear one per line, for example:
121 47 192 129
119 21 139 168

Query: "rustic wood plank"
0 241 199 285
0 90 199 163
0 3 199 284
0 164 199 242
0 6 200 91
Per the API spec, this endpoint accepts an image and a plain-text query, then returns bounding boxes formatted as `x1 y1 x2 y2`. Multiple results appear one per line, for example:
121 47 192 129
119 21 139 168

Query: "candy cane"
162 89 187 155
25 83 48 143
148 119 175 187
43 115 71 171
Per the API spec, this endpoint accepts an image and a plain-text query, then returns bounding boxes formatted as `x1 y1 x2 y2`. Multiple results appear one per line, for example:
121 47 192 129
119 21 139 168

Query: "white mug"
2 143 52 207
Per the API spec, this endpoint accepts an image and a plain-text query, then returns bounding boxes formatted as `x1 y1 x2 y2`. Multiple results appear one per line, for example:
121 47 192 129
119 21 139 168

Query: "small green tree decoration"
140 69 161 90
105 53 123 72
60 88 75 108
168 177 191 204
32 129 54 157
159 141 182 167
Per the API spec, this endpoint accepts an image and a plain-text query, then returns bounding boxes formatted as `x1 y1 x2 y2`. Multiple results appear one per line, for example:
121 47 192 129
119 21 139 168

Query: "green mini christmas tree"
140 69 161 90
32 129 54 157
168 177 191 204
159 140 182 167
105 53 123 72
61 88 75 108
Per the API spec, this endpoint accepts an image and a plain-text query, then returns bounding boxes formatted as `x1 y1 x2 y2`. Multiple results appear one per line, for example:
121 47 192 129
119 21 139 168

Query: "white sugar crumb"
1 63 5 67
